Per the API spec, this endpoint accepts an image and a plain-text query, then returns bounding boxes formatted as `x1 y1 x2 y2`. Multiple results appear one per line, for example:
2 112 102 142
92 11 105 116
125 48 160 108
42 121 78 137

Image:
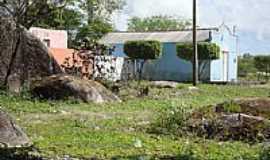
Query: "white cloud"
113 0 270 37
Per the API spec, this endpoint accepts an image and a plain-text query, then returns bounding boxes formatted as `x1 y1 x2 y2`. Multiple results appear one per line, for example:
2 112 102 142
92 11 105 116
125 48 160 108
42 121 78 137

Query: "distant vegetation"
238 53 270 81
127 15 191 32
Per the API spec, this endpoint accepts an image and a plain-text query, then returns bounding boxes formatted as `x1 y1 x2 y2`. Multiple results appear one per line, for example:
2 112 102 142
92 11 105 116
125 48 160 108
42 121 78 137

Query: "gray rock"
31 75 121 103
0 109 31 148
220 113 266 127
188 86 200 92
0 16 61 93
216 98 270 117
151 81 179 88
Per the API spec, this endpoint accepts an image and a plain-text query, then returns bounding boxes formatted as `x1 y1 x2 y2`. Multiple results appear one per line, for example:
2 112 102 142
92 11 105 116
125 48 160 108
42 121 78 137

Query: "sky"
112 0 270 55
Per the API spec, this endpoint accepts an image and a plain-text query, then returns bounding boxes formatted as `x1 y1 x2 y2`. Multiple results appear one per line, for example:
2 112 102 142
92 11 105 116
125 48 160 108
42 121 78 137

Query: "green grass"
0 83 269 159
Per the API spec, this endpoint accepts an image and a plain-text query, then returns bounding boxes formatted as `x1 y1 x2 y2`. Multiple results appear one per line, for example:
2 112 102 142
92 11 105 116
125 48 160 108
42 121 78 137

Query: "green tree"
128 15 191 32
82 0 125 23
238 54 257 79
0 0 67 29
254 55 270 81
0 0 125 48
34 0 83 48
74 0 125 47
176 43 220 81
124 40 161 82
34 1 82 30
75 18 113 48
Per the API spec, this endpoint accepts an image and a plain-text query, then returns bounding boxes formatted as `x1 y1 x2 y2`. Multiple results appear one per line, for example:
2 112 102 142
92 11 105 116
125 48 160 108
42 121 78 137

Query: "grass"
0 83 270 159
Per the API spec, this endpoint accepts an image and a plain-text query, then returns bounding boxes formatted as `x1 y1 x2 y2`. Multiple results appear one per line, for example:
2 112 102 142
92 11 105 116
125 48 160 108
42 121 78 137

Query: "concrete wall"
211 26 238 82
29 27 68 49
93 56 135 81
142 43 193 82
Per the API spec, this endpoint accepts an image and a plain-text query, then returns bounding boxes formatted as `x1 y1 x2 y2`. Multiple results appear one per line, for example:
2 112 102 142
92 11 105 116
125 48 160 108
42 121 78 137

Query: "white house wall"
211 26 238 82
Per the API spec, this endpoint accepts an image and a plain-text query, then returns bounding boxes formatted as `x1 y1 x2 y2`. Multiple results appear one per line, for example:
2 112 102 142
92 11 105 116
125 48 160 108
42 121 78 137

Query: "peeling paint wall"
93 56 136 81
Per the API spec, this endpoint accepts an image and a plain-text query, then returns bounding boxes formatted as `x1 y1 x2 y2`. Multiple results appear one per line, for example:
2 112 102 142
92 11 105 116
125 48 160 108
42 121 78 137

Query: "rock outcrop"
31 75 121 103
0 109 31 148
0 16 61 92
216 98 270 117
186 98 270 142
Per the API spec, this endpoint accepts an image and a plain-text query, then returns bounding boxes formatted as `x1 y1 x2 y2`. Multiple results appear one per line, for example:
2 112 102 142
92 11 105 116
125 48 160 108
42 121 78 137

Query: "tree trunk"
137 60 145 86
198 60 209 82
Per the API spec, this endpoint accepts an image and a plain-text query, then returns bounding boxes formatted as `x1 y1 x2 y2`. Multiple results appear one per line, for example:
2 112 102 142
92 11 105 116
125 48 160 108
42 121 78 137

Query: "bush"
254 55 270 73
176 42 220 62
124 40 162 60
149 105 191 135
259 145 270 160
238 55 258 78
254 55 270 81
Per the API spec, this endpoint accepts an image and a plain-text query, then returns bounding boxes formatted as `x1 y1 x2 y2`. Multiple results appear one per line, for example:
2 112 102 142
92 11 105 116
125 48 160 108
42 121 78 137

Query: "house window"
43 39 51 47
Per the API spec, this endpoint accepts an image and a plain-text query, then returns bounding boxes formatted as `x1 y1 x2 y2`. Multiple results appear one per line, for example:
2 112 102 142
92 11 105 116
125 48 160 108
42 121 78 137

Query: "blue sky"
112 0 270 55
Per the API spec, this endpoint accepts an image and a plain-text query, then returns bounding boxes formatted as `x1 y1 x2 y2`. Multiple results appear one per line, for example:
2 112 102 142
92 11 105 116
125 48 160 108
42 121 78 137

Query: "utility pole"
193 0 199 86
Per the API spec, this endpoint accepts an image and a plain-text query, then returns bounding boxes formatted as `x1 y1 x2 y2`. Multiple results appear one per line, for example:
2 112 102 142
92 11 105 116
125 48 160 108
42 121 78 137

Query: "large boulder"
31 75 121 103
0 16 61 92
0 109 31 148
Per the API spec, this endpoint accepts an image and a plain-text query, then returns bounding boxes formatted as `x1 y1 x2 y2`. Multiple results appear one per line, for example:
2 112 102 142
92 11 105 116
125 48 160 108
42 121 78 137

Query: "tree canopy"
0 0 67 29
81 0 125 23
124 40 161 82
177 42 220 81
76 0 125 47
254 55 270 73
124 40 162 60
0 0 125 48
127 15 191 32
176 43 220 62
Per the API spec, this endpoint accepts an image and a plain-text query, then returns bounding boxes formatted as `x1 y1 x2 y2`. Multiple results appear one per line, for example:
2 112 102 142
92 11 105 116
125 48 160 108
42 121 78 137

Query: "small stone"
94 126 101 130
188 86 199 92
134 138 143 148
152 81 179 88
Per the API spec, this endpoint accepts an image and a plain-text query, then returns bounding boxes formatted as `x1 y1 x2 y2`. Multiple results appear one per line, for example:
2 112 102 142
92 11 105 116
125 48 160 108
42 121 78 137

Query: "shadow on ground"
111 154 198 160
0 148 42 160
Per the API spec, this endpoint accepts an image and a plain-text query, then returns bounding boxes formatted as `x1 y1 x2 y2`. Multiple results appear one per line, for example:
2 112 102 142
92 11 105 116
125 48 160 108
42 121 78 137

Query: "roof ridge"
112 27 219 34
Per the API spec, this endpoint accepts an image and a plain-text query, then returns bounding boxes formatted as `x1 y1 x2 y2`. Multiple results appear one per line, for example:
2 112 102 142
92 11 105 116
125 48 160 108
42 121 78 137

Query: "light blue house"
99 25 238 82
